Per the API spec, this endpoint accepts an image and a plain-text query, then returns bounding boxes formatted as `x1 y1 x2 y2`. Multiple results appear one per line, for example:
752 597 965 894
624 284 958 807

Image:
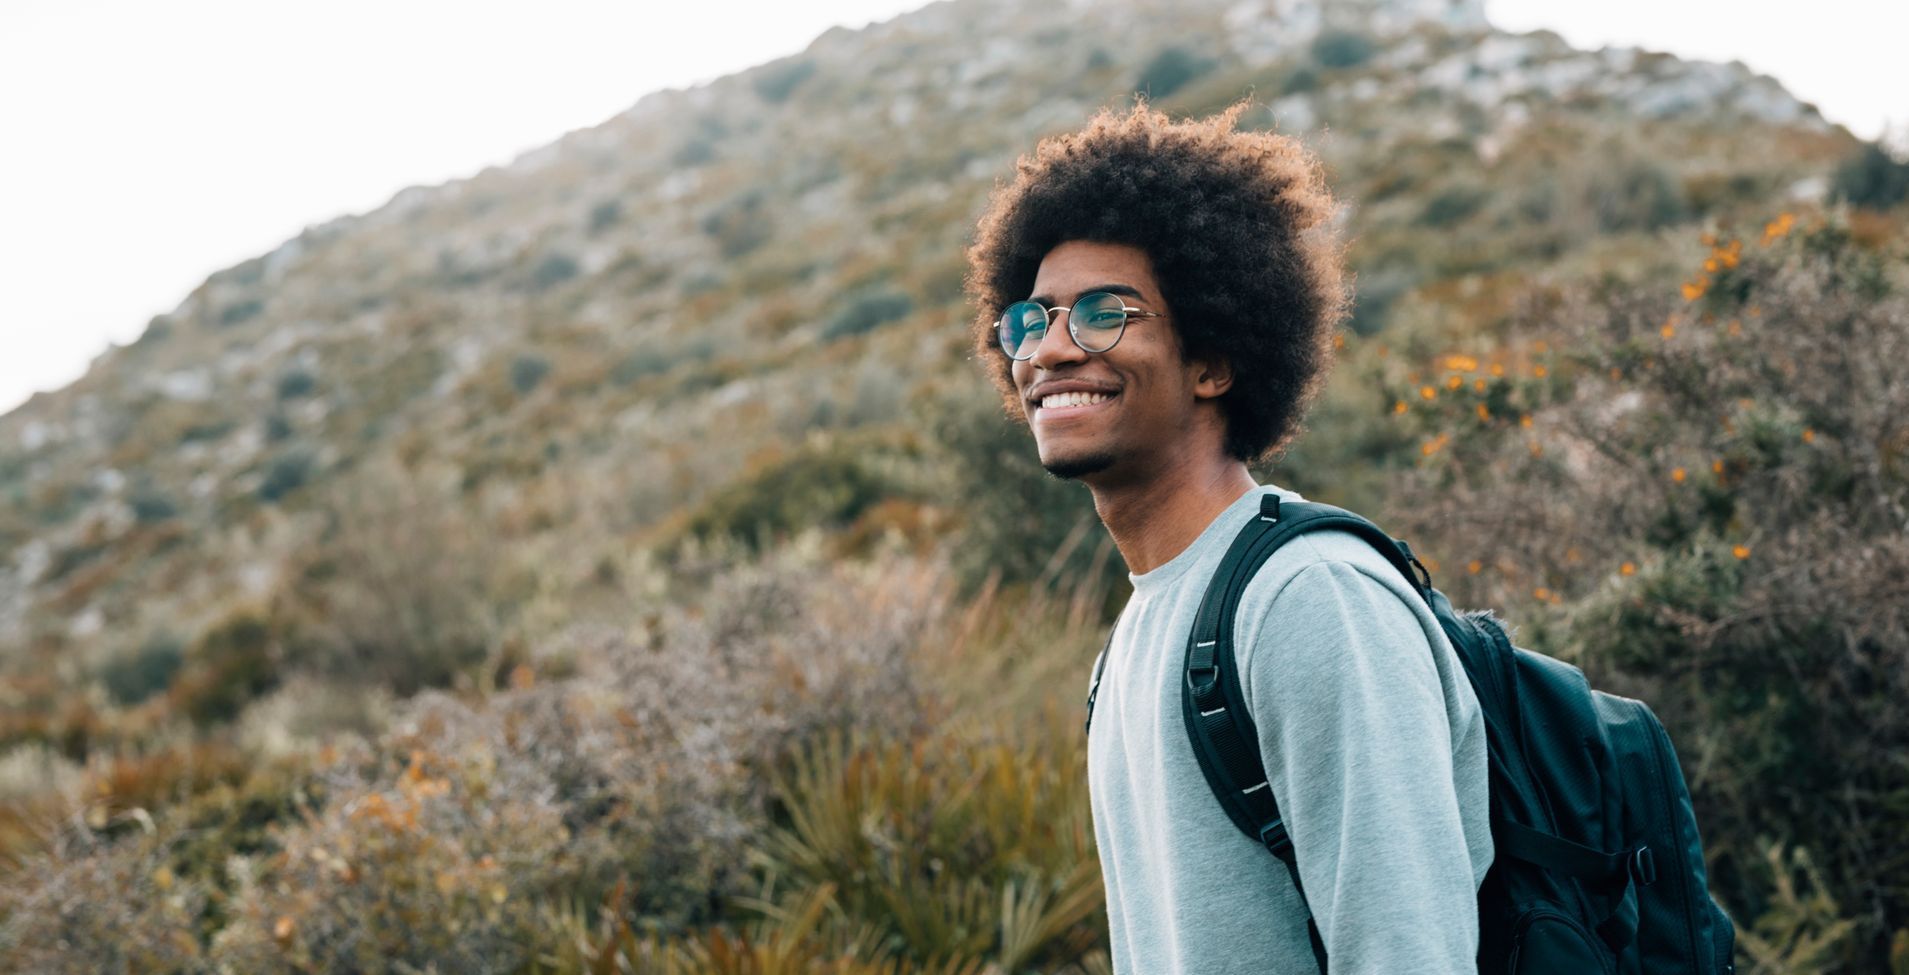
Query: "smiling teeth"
1041 391 1113 409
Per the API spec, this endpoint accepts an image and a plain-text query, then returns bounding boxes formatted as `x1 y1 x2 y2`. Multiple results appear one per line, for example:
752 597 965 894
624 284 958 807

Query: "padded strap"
1182 495 1427 975
1083 614 1120 736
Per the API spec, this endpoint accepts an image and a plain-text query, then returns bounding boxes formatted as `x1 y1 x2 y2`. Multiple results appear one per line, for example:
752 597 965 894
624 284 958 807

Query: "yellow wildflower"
1802 429 1815 443
1420 385 1437 401
1446 374 1464 391
1620 562 1636 576
1393 400 1408 415
1672 467 1687 483
1682 278 1708 302
1533 364 1548 378
1732 544 1751 560
1490 362 1505 377
1467 560 1483 575
1476 403 1491 421
1445 354 1479 371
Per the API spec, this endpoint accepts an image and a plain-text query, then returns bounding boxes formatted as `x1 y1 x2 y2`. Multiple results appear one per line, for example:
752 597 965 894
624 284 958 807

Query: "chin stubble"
1042 451 1117 481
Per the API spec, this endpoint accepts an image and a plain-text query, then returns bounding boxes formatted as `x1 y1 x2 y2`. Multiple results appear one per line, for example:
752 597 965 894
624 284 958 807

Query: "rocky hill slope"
0 0 1853 675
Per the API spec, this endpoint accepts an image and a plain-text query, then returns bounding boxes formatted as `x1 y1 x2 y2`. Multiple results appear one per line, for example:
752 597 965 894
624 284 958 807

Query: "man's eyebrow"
1027 283 1147 305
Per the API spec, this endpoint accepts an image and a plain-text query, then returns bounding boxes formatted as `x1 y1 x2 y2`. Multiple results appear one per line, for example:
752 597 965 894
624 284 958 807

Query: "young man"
965 103 1493 973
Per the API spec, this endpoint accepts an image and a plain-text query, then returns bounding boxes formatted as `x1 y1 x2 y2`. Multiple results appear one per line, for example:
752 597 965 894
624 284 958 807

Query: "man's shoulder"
1231 520 1421 611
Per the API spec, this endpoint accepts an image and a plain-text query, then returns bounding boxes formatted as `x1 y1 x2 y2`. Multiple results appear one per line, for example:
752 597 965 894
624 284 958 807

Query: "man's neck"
1088 459 1260 576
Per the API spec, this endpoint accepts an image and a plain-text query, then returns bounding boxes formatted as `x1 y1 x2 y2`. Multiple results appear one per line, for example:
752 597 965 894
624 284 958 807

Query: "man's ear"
1189 356 1234 401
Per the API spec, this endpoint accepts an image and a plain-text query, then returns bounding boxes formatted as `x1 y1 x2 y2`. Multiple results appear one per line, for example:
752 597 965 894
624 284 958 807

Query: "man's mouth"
1046 391 1114 410
1034 390 1118 419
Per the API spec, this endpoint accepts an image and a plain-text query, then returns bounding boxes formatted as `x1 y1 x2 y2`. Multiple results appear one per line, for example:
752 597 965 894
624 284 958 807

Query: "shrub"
1586 158 1689 232
275 368 316 400
127 485 179 523
1310 29 1375 69
256 448 317 503
1418 182 1489 228
285 462 500 696
1832 141 1909 210
587 198 622 234
681 440 901 553
509 352 551 394
753 57 817 104
530 251 580 290
1383 218 1909 971
1134 46 1215 99
0 830 209 974
821 288 914 341
218 298 265 327
99 633 185 706
173 611 281 727
702 192 773 259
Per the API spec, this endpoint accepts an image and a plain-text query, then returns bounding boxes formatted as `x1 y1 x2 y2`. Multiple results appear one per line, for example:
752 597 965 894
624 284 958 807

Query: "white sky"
1 0 1903 417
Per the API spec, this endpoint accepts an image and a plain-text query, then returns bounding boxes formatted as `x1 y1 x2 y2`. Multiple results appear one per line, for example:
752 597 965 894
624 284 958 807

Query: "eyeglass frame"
995 292 1168 361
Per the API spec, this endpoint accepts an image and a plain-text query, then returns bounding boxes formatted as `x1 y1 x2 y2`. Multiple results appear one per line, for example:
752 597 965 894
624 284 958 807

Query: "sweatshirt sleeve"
1234 557 1482 974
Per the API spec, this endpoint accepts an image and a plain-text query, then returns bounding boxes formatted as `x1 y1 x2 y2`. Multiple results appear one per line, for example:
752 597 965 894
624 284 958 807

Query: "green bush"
682 440 900 552
1311 29 1375 69
127 485 179 523
218 298 265 326
275 368 316 400
1134 46 1216 99
530 252 580 290
176 611 281 726
821 288 914 341
100 633 185 706
1418 183 1490 228
587 198 622 233
257 448 317 503
1832 141 1909 210
510 353 551 394
753 57 817 103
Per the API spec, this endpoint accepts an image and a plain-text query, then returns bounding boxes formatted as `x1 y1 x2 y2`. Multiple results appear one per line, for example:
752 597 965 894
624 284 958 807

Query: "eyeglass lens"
997 292 1129 360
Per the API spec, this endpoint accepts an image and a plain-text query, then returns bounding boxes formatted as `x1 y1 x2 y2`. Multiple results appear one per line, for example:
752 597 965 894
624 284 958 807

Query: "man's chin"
1041 450 1117 481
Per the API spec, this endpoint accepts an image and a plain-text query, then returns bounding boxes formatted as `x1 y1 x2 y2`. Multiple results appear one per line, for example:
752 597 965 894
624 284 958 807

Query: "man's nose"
1028 315 1087 371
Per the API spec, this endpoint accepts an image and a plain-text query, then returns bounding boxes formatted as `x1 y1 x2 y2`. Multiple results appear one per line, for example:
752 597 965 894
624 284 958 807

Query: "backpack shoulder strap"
1083 612 1121 737
1182 493 1430 974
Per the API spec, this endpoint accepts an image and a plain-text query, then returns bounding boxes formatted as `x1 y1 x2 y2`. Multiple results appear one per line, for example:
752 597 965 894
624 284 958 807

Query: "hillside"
0 0 1849 662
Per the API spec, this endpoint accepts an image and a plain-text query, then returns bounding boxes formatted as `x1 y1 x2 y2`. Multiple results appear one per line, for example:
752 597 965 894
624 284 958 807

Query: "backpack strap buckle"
1628 845 1657 887
1258 819 1293 859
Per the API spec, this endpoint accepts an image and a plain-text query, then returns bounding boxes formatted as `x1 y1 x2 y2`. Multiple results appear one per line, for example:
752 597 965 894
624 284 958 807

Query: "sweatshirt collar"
1127 483 1305 596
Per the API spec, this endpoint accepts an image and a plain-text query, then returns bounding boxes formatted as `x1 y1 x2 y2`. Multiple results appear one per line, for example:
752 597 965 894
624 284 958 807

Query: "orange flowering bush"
1383 216 1909 972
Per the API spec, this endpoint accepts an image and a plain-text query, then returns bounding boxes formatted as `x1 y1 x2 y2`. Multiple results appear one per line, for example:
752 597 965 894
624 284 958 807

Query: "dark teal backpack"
1083 495 1737 974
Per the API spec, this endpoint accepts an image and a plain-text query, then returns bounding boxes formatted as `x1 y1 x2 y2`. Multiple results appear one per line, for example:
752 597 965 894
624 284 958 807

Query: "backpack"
1082 495 1738 974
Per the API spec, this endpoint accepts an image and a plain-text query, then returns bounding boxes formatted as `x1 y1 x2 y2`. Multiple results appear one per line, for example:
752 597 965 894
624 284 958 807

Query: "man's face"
1009 240 1223 484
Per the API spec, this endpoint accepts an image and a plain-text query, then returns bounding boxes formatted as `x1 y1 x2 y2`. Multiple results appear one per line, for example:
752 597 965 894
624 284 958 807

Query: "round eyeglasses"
996 292 1166 361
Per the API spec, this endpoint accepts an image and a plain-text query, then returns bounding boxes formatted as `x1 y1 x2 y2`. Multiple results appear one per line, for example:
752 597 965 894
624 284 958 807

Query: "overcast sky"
2 0 1903 417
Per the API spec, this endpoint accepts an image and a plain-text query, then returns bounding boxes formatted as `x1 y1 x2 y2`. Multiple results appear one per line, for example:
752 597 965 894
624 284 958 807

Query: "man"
964 102 1493 973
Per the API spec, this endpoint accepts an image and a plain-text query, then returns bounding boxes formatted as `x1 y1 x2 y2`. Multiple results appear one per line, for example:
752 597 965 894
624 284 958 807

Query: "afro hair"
965 100 1349 464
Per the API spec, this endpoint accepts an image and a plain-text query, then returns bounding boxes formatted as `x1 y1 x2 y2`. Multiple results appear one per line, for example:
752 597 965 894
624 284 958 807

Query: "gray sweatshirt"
1086 483 1493 974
